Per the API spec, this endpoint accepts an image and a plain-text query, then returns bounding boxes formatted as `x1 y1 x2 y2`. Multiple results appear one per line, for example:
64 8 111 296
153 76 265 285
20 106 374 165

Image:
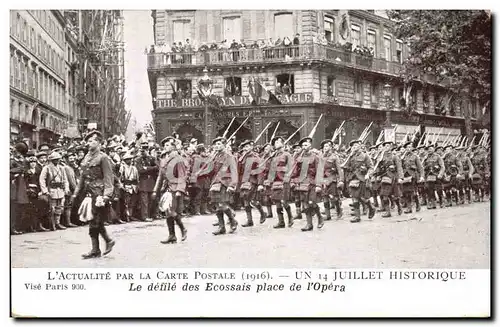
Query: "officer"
401 141 424 213
470 144 489 202
456 145 474 204
422 143 445 210
442 144 463 206
72 131 116 259
375 141 404 217
318 139 344 220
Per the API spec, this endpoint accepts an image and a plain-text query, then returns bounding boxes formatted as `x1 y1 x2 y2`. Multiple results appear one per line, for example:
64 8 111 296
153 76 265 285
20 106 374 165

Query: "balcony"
147 44 405 77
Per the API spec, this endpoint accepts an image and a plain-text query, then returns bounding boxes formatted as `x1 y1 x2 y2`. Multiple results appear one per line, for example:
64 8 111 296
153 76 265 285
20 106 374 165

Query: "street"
11 201 490 269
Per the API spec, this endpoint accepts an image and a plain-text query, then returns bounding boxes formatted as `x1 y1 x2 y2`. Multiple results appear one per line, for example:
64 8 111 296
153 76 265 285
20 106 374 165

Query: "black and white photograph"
8 8 491 318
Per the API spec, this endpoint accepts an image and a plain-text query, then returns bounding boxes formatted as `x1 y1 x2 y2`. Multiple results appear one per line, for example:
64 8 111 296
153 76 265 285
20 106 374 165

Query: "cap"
36 151 48 158
84 130 103 142
320 139 333 148
48 152 62 161
26 149 36 157
271 136 285 147
292 143 301 149
122 153 134 160
349 139 362 147
240 139 254 148
39 143 50 150
382 141 394 146
444 144 454 150
14 141 29 155
212 136 226 145
298 137 313 146
402 141 413 148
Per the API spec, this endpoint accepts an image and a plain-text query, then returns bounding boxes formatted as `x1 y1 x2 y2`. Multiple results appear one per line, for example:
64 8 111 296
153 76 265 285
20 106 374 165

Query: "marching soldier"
39 152 69 231
119 152 139 222
260 136 294 228
72 131 116 259
291 143 303 220
343 139 375 223
470 145 489 202
238 140 266 227
434 145 446 207
442 145 464 206
416 145 428 207
375 141 403 217
290 136 321 231
422 144 445 210
153 136 188 244
259 142 274 218
318 139 344 220
135 141 159 222
456 145 474 204
199 136 239 235
401 141 424 213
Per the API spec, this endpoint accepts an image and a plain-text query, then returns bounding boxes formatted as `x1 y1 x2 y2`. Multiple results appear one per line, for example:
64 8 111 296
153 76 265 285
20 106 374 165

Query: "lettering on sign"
157 93 313 109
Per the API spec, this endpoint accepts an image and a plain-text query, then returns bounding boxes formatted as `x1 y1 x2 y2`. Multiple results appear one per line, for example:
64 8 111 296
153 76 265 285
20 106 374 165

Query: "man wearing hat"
24 150 48 232
11 141 30 235
39 151 69 231
318 139 344 221
72 130 116 258
198 136 239 235
422 143 445 209
416 145 428 206
259 136 294 228
373 141 403 217
401 141 424 213
61 151 78 228
289 136 322 231
456 145 474 204
442 144 464 206
343 139 375 223
135 141 159 222
369 142 383 209
470 144 489 202
290 143 303 220
259 142 275 219
153 136 188 244
119 152 140 222
236 139 265 227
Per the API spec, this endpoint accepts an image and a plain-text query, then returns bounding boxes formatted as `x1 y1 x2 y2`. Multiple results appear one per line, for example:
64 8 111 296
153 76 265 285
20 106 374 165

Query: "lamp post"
383 83 395 142
198 67 213 144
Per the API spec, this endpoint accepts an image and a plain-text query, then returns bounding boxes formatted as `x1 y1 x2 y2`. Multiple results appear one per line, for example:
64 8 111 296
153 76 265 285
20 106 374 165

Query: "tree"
387 10 491 136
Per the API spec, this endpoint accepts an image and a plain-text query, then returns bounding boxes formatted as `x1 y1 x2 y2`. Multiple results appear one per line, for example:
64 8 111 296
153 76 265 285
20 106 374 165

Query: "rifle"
331 120 346 142
254 121 272 143
222 117 236 139
270 121 280 141
227 115 252 141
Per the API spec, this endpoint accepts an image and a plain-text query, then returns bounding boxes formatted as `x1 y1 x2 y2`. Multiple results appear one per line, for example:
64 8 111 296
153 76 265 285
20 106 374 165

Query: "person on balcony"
184 39 193 64
282 83 291 95
283 36 292 58
275 82 283 95
230 39 239 61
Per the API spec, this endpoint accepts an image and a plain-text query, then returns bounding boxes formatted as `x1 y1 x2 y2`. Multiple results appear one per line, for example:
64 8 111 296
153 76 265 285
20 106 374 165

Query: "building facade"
147 10 485 147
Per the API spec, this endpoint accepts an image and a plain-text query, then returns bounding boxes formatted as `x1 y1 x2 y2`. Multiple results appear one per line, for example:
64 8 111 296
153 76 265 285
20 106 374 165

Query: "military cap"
444 144 454 150
368 145 377 151
141 141 149 148
292 143 301 149
298 137 313 146
36 151 48 158
455 146 465 151
240 139 254 148
84 130 103 142
382 141 394 146
271 136 285 147
39 143 50 151
402 141 412 148
212 136 227 145
416 145 426 150
14 141 29 155
320 139 333 148
122 153 134 161
26 149 36 157
425 143 436 150
161 136 175 146
48 152 62 161
435 145 443 151
349 139 362 147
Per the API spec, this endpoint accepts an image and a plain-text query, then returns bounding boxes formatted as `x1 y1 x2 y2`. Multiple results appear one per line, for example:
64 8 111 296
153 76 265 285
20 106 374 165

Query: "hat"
368 145 376 150
271 136 285 147
84 130 102 142
212 136 226 145
416 145 426 150
435 145 443 151
48 152 62 161
320 139 333 148
298 137 313 146
190 138 198 144
349 139 362 147
444 144 454 150
26 150 36 157
240 139 254 148
36 151 48 158
292 143 301 149
122 153 134 161
402 141 413 148
425 143 436 150
160 136 175 146
39 143 50 151
27 155 37 162
382 141 394 146
141 141 149 148
14 141 29 155
455 146 465 151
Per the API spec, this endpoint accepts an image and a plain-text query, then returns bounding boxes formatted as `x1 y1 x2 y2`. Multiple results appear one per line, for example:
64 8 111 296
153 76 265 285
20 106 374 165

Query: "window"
354 80 362 102
396 39 403 63
397 86 405 108
33 67 38 98
327 76 336 97
10 99 16 119
16 13 21 38
27 64 33 96
20 58 26 92
174 79 192 99
276 74 294 94
351 24 361 48
422 89 429 113
173 20 191 43
224 77 242 97
371 82 378 103
23 19 27 42
383 35 392 61
274 13 293 41
38 35 42 55
39 72 44 102
10 52 14 85
14 55 20 88
30 27 35 50
324 16 334 42
223 16 242 43
367 29 376 56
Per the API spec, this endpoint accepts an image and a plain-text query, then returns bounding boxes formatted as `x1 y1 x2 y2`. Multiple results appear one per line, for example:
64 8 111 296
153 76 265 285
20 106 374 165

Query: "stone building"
147 10 483 147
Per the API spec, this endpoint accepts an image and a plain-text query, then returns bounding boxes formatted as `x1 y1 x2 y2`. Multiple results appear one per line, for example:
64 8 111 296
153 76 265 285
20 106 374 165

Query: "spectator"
275 82 282 95
282 83 291 95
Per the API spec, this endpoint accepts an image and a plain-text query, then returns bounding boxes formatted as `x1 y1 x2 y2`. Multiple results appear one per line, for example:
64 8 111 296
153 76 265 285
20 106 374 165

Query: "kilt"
371 180 381 192
380 178 402 197
270 183 291 202
348 179 369 199
240 183 257 200
402 178 417 194
298 186 318 204
209 184 232 204
323 182 340 198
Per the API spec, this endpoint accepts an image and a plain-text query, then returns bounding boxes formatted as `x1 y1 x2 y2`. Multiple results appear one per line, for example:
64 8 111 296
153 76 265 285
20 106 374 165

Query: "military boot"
242 209 254 227
175 215 187 241
212 212 226 235
334 200 343 219
200 202 209 215
225 208 238 233
403 195 413 214
256 204 266 224
316 205 324 229
64 209 77 228
314 205 324 224
324 201 332 221
466 189 472 204
395 198 403 215
414 194 421 212
161 217 177 244
274 207 286 229
82 233 101 259
284 205 294 227
266 205 273 218
301 209 314 231
294 202 303 220
365 199 375 219
445 192 452 207
350 202 361 223
381 199 392 218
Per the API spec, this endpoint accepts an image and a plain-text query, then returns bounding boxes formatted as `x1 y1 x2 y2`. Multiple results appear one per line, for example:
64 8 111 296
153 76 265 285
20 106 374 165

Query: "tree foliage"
387 10 491 104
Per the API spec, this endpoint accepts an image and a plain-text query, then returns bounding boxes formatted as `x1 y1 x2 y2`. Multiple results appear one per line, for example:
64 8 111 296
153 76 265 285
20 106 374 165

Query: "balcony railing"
147 44 404 77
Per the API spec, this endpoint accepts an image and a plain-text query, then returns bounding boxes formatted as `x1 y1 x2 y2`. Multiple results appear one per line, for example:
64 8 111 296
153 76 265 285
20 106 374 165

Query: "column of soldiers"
10 128 491 248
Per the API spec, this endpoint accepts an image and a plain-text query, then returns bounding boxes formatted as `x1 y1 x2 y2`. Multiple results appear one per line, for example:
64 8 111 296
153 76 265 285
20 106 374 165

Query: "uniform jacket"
154 151 188 194
262 148 293 186
120 163 139 194
423 153 445 177
237 150 261 187
290 149 319 188
458 153 474 176
345 151 374 182
135 155 159 192
319 150 344 186
376 152 403 180
200 150 238 189
402 152 424 179
10 156 29 203
39 163 69 199
189 153 210 189
74 150 114 198
63 164 77 193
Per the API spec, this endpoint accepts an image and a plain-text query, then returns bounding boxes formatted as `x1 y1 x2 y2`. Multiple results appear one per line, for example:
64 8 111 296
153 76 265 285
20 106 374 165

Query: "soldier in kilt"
470 145 489 202
261 136 294 228
318 139 344 220
422 144 445 210
344 140 375 223
456 145 474 204
442 145 464 206
416 145 428 207
375 141 403 217
434 145 446 208
238 140 266 227
401 141 424 213
291 143 303 220
258 143 274 218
